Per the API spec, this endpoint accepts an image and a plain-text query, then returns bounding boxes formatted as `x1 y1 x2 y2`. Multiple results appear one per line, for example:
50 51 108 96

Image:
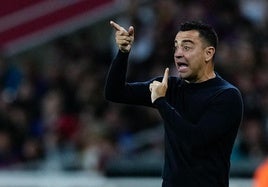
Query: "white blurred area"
0 171 253 187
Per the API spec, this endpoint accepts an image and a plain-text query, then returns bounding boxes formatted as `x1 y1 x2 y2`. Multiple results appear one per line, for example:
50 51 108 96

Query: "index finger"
162 68 169 85
110 20 125 32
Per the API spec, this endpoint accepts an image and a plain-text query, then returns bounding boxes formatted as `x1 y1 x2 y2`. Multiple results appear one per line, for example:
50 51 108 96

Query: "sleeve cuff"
153 97 166 106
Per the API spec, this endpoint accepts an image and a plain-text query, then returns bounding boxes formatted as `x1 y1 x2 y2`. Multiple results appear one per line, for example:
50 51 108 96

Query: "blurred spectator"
237 117 268 161
238 0 268 28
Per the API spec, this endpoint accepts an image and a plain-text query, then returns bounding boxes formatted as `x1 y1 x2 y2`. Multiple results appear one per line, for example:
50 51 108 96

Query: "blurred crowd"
0 0 267 176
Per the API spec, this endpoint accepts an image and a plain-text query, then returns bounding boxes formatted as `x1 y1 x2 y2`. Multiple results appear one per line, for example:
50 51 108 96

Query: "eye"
183 46 191 51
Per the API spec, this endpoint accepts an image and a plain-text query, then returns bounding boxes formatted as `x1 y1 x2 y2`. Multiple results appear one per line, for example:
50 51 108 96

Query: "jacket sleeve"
104 50 154 107
154 88 243 147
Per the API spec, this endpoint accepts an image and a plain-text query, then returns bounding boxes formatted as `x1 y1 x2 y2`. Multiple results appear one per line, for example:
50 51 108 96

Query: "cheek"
184 52 197 64
187 55 204 72
188 51 205 64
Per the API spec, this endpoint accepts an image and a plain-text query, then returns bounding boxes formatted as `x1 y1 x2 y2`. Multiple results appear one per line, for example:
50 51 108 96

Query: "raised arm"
105 21 153 107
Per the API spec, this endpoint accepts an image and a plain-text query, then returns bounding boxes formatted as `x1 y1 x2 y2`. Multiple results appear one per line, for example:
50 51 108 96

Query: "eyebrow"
174 39 195 45
182 39 194 44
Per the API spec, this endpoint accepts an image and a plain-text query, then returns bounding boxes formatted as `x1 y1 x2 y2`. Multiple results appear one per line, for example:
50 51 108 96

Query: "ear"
204 47 215 62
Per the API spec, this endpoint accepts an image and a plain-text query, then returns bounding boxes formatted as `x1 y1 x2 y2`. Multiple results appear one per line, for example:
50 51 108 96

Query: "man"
105 20 243 187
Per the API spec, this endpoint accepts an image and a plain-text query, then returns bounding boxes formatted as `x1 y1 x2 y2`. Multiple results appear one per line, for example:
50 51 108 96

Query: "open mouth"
176 62 189 72
178 62 188 67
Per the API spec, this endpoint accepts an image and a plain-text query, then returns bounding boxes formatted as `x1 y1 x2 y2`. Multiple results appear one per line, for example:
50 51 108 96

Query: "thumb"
162 68 169 85
128 26 134 36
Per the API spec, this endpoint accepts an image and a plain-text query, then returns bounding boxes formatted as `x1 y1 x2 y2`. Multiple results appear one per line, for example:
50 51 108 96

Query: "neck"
185 71 216 83
196 62 216 83
201 71 216 82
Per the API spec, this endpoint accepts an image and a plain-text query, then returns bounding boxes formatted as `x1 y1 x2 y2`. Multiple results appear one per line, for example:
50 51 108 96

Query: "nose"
174 47 183 59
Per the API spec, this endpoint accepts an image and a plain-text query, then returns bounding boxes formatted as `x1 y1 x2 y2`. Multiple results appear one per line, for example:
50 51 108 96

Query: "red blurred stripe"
0 0 43 17
0 0 114 50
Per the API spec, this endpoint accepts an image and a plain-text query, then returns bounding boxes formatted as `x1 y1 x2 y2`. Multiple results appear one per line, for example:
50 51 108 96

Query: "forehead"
175 30 201 44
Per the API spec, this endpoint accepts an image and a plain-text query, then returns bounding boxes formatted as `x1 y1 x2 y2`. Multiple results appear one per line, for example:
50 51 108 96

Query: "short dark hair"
179 21 218 50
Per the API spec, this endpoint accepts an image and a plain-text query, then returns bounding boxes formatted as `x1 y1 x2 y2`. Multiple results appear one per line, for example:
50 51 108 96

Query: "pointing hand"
110 21 134 53
149 68 169 103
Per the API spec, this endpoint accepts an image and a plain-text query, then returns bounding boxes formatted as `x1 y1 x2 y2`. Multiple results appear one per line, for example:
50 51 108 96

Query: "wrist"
152 96 165 104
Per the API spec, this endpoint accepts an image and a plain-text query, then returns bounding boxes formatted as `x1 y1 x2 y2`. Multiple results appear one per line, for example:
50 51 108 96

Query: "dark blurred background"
0 0 267 185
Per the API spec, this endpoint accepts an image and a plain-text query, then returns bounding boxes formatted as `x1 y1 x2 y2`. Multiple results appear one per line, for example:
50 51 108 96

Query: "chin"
178 73 188 79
